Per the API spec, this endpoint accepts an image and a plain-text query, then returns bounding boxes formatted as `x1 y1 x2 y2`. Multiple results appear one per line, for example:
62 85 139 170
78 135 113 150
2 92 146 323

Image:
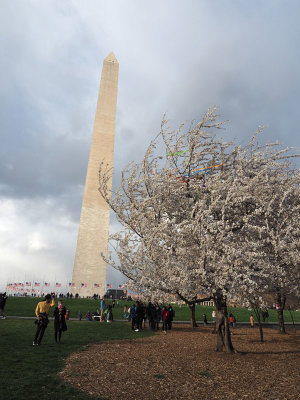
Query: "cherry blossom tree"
99 108 299 352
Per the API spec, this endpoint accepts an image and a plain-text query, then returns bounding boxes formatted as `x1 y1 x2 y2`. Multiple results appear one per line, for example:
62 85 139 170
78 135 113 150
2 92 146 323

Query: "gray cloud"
1 0 300 290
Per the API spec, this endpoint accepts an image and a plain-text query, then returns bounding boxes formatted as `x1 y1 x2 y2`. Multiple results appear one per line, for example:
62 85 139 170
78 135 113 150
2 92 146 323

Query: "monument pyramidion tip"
104 52 118 63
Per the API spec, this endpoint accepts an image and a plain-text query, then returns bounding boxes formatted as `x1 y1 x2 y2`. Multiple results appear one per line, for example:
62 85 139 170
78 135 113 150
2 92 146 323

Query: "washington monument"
71 52 119 297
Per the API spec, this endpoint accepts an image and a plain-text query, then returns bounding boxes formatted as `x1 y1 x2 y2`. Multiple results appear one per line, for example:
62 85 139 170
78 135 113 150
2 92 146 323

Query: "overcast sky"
1 0 300 292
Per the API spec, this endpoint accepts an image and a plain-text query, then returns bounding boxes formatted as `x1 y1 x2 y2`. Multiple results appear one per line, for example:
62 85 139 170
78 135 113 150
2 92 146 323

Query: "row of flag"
6 282 62 288
8 288 40 292
6 282 126 289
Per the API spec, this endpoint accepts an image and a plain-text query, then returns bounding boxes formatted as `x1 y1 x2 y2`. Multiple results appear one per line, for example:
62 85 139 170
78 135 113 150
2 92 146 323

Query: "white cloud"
0 198 77 290
28 233 50 252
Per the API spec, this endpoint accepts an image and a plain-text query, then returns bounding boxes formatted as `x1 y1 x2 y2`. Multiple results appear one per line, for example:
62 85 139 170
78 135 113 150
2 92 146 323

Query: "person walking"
33 294 55 346
53 300 67 343
203 313 208 326
250 314 255 328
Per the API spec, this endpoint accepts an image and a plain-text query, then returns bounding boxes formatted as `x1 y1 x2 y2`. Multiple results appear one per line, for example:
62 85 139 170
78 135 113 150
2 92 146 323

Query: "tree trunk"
276 292 286 334
277 307 286 334
214 294 234 353
253 307 264 342
189 303 198 327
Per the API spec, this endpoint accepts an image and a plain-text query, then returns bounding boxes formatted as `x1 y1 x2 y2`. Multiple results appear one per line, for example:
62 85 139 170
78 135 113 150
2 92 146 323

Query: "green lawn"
0 319 154 400
4 296 300 323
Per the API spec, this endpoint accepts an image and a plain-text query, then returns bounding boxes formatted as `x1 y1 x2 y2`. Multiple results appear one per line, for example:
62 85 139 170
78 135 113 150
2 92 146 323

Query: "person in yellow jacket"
250 314 255 328
33 294 55 346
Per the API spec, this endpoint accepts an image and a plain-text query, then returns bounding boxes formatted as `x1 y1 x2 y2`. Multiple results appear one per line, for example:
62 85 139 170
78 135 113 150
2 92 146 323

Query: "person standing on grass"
212 309 216 322
33 294 55 346
233 315 237 328
229 312 234 327
130 303 136 330
250 314 255 328
135 301 144 331
123 304 128 319
53 300 67 343
167 304 174 330
107 304 113 322
0 292 8 319
155 303 161 330
265 309 269 322
100 296 106 321
161 306 169 333
147 302 155 330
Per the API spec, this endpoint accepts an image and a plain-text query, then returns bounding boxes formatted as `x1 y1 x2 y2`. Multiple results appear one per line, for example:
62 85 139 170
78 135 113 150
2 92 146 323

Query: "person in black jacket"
167 304 175 330
53 300 67 343
147 302 155 330
129 304 136 330
154 303 161 330
135 301 144 331
0 292 8 319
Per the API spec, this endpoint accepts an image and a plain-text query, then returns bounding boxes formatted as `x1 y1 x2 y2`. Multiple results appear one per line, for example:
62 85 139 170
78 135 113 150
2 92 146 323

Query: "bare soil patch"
62 326 300 400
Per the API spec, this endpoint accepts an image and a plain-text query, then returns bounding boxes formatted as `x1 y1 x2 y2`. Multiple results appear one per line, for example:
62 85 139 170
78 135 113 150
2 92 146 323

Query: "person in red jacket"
229 312 234 327
161 306 169 333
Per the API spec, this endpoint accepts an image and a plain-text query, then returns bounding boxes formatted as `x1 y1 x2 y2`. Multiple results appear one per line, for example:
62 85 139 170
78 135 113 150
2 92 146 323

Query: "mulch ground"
61 325 300 400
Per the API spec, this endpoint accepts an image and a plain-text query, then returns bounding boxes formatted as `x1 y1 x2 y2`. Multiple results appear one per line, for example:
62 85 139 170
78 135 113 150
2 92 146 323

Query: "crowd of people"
125 301 175 333
0 291 274 347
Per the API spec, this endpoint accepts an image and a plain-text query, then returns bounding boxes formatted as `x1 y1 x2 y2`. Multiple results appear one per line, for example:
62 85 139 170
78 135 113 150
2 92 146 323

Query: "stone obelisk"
71 52 118 297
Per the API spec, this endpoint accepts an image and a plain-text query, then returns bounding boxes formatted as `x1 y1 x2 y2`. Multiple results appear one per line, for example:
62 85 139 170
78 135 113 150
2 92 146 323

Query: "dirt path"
61 326 300 400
